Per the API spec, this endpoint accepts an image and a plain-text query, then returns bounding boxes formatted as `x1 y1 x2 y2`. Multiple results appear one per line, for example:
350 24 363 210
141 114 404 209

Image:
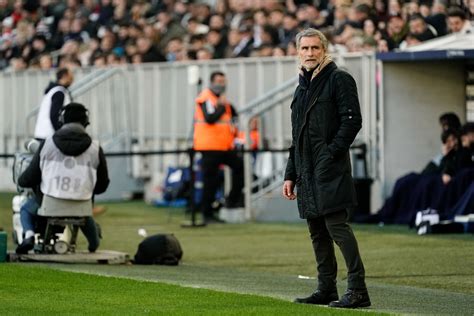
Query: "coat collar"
299 60 337 90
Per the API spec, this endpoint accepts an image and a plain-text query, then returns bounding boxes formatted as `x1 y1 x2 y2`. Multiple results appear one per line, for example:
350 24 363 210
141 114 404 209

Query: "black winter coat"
284 62 362 219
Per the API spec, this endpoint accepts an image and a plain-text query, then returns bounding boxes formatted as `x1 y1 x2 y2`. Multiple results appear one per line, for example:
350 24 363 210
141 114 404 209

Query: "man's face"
409 18 426 34
447 16 464 33
388 17 404 34
297 36 325 70
467 132 474 146
64 70 74 87
445 134 459 152
211 74 226 87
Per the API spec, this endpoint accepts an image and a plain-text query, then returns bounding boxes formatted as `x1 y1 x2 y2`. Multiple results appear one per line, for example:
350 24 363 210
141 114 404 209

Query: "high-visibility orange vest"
193 88 235 151
236 130 260 150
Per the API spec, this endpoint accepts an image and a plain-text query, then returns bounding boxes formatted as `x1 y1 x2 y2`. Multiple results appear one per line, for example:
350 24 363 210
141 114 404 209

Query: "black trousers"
200 151 244 217
307 209 366 291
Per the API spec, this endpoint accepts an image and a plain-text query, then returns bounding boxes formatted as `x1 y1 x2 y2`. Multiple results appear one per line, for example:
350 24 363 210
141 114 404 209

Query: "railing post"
243 114 253 220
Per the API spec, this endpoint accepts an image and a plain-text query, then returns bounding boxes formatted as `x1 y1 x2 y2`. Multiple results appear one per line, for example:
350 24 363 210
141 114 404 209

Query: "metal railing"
236 54 377 220
238 77 298 219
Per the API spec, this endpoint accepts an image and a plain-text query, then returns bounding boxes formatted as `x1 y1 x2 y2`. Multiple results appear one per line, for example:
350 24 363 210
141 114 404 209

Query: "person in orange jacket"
235 117 261 151
193 71 244 223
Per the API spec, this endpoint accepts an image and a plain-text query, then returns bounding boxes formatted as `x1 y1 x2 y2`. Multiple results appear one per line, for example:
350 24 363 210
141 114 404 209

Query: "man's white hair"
295 28 329 51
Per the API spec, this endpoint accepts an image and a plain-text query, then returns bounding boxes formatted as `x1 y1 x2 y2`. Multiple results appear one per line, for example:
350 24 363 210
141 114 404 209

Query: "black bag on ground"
134 234 183 265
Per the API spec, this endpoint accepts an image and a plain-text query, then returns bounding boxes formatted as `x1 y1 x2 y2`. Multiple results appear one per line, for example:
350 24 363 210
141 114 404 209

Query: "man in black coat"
283 28 370 308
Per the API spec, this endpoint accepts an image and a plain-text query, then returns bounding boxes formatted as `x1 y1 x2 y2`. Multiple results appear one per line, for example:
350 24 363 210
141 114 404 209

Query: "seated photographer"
16 103 109 254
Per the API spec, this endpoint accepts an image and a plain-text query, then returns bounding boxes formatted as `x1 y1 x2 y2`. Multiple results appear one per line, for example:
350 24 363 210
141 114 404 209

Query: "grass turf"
1 192 474 314
0 264 376 315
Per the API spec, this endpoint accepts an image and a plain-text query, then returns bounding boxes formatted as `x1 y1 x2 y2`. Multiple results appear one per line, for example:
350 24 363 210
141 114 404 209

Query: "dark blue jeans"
81 217 100 252
20 197 39 233
21 197 100 252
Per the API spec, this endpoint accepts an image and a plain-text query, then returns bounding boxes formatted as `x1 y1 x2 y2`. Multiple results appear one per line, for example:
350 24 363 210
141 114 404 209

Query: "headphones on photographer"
58 103 90 127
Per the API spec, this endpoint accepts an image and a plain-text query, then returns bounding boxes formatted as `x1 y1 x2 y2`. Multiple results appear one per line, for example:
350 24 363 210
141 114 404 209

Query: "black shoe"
294 289 339 305
329 289 371 308
16 236 35 254
225 196 244 208
204 215 226 224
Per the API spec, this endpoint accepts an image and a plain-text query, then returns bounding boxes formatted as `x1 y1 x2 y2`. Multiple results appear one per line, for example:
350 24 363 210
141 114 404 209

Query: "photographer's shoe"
329 289 371 308
16 236 35 254
294 289 338 305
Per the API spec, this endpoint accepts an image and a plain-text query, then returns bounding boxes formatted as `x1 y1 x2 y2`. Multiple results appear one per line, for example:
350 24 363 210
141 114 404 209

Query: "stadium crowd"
0 0 473 71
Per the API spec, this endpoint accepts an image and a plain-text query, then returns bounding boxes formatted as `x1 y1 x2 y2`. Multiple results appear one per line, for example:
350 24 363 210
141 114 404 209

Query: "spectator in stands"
165 36 187 62
399 32 423 48
196 46 214 60
136 36 165 63
189 34 207 59
225 25 254 58
93 53 107 67
280 12 300 46
252 9 268 47
252 43 274 57
209 14 228 36
404 1 420 18
272 45 287 56
351 4 372 28
426 0 448 36
383 13 408 49
269 7 285 29
9 57 27 71
363 19 381 40
447 7 474 34
79 37 100 67
207 28 227 59
16 103 109 254
0 0 471 71
193 71 243 224
38 53 53 70
22 34 49 65
388 0 403 16
332 5 350 35
408 13 437 41
0 0 12 21
287 40 298 55
155 10 186 54
187 17 209 36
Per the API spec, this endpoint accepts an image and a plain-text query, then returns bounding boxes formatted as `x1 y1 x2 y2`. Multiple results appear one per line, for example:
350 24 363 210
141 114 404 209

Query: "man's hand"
442 174 452 185
218 94 228 105
283 180 296 200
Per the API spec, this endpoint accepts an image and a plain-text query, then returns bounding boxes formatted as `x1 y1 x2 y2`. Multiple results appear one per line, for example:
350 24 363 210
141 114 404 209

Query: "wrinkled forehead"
298 36 324 49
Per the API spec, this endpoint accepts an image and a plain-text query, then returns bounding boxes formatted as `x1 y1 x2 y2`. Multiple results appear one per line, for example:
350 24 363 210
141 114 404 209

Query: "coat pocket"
314 144 343 183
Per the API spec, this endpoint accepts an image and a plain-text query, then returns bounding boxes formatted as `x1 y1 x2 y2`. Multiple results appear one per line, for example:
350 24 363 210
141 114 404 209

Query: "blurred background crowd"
0 0 473 71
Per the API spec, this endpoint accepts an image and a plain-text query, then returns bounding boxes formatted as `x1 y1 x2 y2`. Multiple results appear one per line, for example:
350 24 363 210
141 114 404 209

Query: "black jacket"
18 123 110 204
443 144 474 176
285 62 362 218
